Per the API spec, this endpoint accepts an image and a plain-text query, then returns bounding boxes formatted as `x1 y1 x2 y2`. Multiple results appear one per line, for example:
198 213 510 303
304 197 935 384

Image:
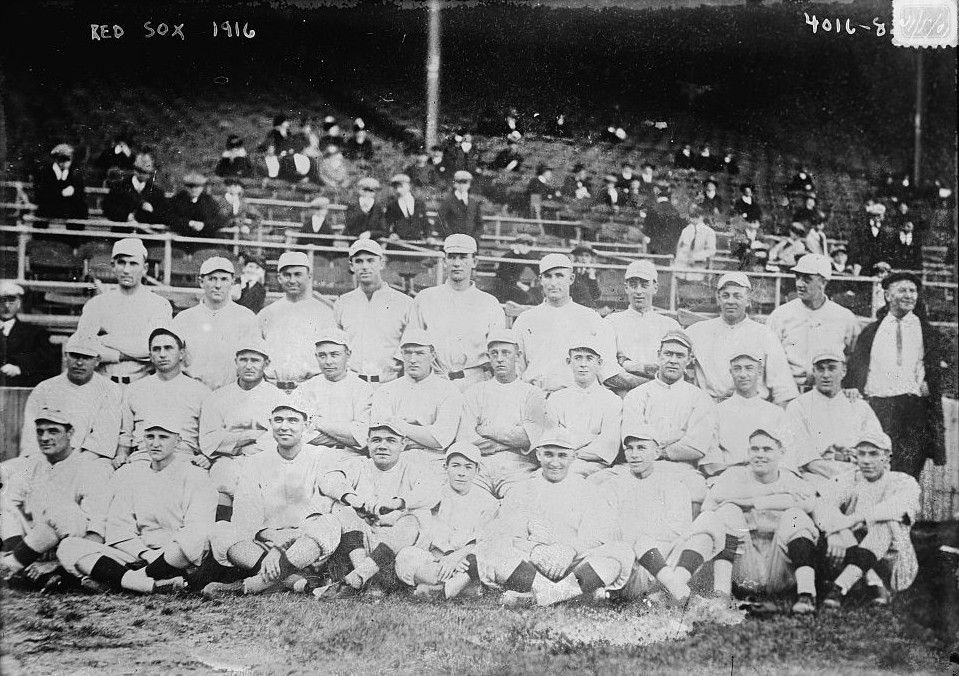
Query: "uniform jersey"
121 373 212 461
766 298 860 385
545 382 623 466
458 377 547 452
19 373 122 459
296 372 373 451
334 285 411 381
703 465 815 529
370 374 463 454
785 389 885 468
319 453 443 512
604 307 680 377
602 468 691 547
422 484 500 553
171 300 259 391
716 393 792 468
257 296 336 384
199 380 286 458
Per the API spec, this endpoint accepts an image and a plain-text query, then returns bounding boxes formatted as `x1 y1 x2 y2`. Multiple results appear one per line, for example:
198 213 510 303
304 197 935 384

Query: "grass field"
1 585 953 676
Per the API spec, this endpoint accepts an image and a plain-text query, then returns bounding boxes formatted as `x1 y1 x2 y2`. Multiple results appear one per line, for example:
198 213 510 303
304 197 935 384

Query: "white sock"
120 568 155 594
864 569 884 588
1 553 24 574
713 560 733 595
536 574 583 607
795 566 816 597
530 573 553 597
834 565 864 595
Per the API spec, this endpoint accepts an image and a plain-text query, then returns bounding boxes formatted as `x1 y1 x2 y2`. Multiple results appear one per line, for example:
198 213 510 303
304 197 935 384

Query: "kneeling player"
818 430 920 609
205 397 342 596
703 428 819 614
0 408 112 589
57 417 217 593
604 424 725 604
477 432 633 607
316 421 443 598
394 442 499 600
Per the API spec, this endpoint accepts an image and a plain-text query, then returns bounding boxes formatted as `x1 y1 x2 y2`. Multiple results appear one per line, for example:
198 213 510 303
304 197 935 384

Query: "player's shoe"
79 576 107 594
315 580 361 600
201 580 244 598
822 583 844 610
154 576 188 594
865 584 891 607
500 590 534 607
413 583 446 600
791 593 816 615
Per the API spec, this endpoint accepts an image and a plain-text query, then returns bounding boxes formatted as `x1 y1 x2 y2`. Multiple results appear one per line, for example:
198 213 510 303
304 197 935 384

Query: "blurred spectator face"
729 355 760 396
832 250 848 269
112 255 145 289
794 272 826 304
446 252 476 283
704 182 716 197
513 238 533 255
641 166 654 181
812 359 845 397
901 221 915 234
414 151 428 166
278 265 312 299
235 350 268 386
0 293 21 321
541 169 553 182
277 120 291 133
540 267 573 303
314 341 350 382
454 177 472 193
885 279 919 316
625 276 657 312
349 253 384 285
629 179 641 193
65 350 99 385
355 129 367 143
54 154 73 171
226 183 244 200
242 261 265 283
359 184 378 199
200 271 234 305
392 181 411 197
431 149 444 163
187 183 205 200
742 186 753 198
805 197 816 210
717 283 749 323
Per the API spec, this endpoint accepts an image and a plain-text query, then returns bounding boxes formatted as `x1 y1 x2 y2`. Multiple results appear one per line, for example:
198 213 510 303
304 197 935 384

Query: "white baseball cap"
624 259 658 282
533 429 576 451
621 422 661 445
445 441 482 465
314 328 351 350
568 333 602 356
0 281 25 297
791 254 832 280
349 238 384 258
716 271 751 290
199 256 235 276
277 251 313 272
111 238 149 261
63 333 101 357
400 328 434 348
444 234 477 255
235 337 270 360
487 328 521 347
539 253 573 274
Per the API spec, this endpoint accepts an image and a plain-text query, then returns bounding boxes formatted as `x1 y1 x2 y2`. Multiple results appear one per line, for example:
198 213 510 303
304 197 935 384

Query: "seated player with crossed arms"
58 416 217 594
0 408 113 590
205 396 343 597
701 428 819 614
817 430 921 610
394 442 499 600
603 423 726 605
477 430 633 607
316 420 443 599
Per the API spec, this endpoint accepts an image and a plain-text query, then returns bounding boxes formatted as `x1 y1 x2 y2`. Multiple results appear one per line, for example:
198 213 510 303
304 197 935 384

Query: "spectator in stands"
695 145 722 173
699 178 723 222
316 144 350 194
0 281 57 387
295 197 334 242
625 179 647 210
569 245 602 309
94 133 136 182
404 146 433 189
730 218 769 271
890 220 923 271
427 144 452 188
805 217 830 257
792 195 827 230
674 143 695 170
262 114 299 181
598 174 621 214
344 178 387 239
494 233 540 306
437 171 486 238
785 165 815 194
232 256 267 315
674 204 717 277
643 185 684 256
344 119 375 162
892 200 924 234
526 164 560 220
637 162 656 192
734 183 762 223
34 143 88 225
616 161 637 197
215 135 254 180
767 223 808 270
602 122 628 144
102 152 169 229
722 151 740 176
848 201 892 276
490 135 524 174
561 163 591 204
448 131 480 174
830 245 853 276
169 173 224 249
319 116 344 150
219 179 263 240
297 117 322 164
385 174 430 240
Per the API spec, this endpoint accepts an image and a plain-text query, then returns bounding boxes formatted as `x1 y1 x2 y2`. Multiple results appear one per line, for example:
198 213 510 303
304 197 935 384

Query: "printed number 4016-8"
804 13 887 36
213 21 255 38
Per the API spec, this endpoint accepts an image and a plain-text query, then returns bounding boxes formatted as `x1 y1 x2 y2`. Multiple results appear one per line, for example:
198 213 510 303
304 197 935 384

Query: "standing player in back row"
408 234 506 391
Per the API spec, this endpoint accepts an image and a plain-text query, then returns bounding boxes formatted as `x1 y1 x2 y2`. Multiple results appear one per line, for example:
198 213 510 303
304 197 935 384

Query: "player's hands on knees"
826 534 846 568
261 548 283 583
436 553 461 581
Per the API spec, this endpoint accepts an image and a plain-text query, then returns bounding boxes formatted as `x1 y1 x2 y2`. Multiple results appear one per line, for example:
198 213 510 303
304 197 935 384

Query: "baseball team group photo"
0 0 956 674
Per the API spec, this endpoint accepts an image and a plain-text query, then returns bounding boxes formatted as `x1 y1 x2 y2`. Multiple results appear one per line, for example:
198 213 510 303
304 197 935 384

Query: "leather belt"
448 364 492 381
275 380 299 391
358 374 380 383
110 375 132 385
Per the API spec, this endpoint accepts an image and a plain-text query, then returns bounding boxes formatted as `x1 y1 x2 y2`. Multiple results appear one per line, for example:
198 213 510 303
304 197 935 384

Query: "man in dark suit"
344 177 387 239
384 174 431 240
734 183 762 223
844 272 945 479
890 221 924 272
643 185 684 256
847 202 893 276
34 143 89 226
437 171 486 238
447 132 480 175
168 172 224 250
102 152 169 229
0 282 58 387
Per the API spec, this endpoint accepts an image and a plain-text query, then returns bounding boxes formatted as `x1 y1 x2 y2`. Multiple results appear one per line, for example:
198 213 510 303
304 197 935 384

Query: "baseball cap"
660 329 693 351
622 422 661 445
309 196 331 209
277 251 313 272
349 238 384 258
314 328 350 350
199 256 235 276
111 238 149 261
624 259 658 282
183 172 207 187
444 234 478 255
539 253 573 274
368 420 404 437
533 430 576 451
854 429 892 451
568 333 602 356
811 348 845 365
453 170 473 182
400 328 434 349
716 271 751 290
271 394 311 419
34 407 71 426
748 427 784 446
445 442 482 465
729 347 763 363
515 232 536 244
357 177 380 191
791 254 832 280
142 414 182 434
390 173 411 185
487 328 521 347
0 281 25 297
63 333 101 357
235 337 270 360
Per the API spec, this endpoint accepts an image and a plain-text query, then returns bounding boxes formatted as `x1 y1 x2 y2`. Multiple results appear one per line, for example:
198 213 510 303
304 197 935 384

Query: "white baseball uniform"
545 382 623 477
171 300 260 391
120 372 211 462
258 296 336 386
370 373 464 463
716 393 792 468
334 285 411 383
297 372 373 465
766 298 860 386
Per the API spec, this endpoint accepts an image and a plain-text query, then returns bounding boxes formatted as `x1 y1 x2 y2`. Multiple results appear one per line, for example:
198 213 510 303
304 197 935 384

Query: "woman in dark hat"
215 134 254 179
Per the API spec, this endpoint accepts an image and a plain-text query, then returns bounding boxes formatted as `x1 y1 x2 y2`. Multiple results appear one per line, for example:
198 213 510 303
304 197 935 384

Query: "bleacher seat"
27 240 82 281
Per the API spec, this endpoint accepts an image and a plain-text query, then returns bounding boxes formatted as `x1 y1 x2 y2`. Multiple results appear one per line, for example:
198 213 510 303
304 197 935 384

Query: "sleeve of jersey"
812 475 853 533
398 462 444 512
199 394 229 458
317 467 357 503
118 386 136 448
172 471 217 565
18 389 41 458
762 328 800 405
426 385 465 450
863 474 921 524
593 316 623 383
684 392 719 461
78 462 116 538
521 387 548 451
572 485 617 552
104 472 147 557
349 384 374 449
784 400 819 468
456 388 483 445
84 382 123 458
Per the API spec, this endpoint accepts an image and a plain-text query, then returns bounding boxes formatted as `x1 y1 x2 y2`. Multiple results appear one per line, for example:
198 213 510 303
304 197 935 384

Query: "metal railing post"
668 270 677 312
16 223 29 281
163 233 173 286
773 275 782 308
435 254 445 286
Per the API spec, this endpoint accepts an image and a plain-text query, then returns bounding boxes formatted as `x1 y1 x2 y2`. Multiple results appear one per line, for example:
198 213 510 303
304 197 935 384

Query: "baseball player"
702 428 820 614
333 238 411 385
316 421 443 598
394 442 499 600
785 349 885 483
199 338 286 522
715 349 792 468
817 430 920 609
118 326 211 467
57 416 217 594
512 253 619 393
476 431 633 607
75 237 173 385
621 330 719 501
408 234 506 391
766 254 860 388
601 423 723 604
685 272 798 405
457 328 547 498
171 256 259 391
18 333 122 469
0 408 112 589
370 329 464 469
257 251 336 392
297 329 374 466
204 397 342 597
544 335 623 478
603 259 680 394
